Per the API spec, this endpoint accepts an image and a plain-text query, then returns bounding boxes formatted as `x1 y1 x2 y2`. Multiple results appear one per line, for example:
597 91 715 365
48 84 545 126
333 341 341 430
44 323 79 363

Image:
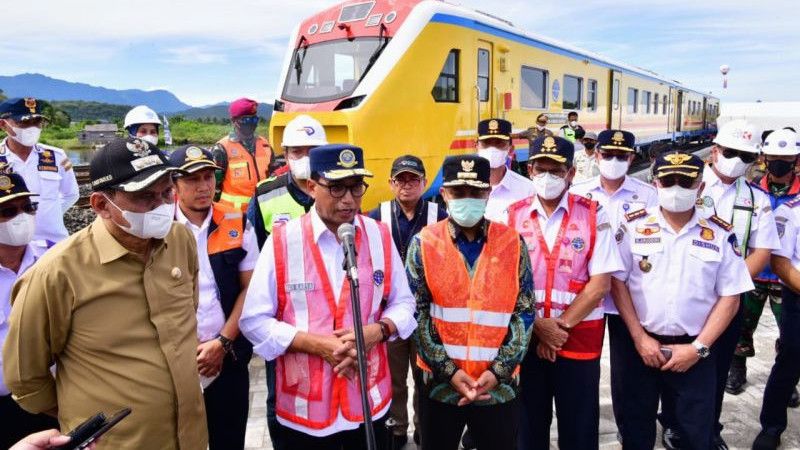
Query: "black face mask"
767 159 795 178
584 143 596 150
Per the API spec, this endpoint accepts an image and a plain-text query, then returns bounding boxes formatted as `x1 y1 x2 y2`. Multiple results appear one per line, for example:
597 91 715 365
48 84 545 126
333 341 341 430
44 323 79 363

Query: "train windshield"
282 37 388 104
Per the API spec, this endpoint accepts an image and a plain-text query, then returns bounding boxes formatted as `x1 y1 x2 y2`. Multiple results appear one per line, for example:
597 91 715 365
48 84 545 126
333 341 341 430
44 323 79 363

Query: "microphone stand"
343 247 377 450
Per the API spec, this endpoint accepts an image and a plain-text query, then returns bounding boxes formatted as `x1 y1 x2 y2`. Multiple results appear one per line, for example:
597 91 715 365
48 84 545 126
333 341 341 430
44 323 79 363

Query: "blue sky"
1 0 796 107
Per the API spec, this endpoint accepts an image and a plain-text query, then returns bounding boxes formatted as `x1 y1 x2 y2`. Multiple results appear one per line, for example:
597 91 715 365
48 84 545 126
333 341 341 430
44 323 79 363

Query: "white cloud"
161 46 227 65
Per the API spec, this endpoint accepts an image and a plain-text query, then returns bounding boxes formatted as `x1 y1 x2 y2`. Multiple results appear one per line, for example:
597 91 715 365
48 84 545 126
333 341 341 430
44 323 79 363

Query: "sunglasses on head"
720 147 758 164
658 175 696 189
0 201 38 219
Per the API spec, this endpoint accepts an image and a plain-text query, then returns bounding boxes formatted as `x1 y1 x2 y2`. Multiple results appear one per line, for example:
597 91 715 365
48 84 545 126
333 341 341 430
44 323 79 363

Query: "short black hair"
567 112 578 118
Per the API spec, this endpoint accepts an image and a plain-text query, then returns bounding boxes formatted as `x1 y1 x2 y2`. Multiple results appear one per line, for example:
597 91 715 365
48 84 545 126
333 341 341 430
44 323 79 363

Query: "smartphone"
52 408 131 450
660 346 673 360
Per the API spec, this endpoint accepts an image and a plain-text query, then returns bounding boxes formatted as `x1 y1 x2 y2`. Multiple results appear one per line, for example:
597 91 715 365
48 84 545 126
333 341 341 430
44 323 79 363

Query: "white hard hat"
713 119 761 153
124 105 162 129
762 129 800 156
281 115 328 147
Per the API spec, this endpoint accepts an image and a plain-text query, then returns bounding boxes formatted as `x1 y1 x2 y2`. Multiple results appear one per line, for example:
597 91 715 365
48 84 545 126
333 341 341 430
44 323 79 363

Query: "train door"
675 91 684 132
702 97 709 130
476 40 494 123
608 70 622 129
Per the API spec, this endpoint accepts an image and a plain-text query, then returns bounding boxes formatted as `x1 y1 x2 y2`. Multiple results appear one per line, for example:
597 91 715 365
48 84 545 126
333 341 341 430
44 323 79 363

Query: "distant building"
78 123 119 146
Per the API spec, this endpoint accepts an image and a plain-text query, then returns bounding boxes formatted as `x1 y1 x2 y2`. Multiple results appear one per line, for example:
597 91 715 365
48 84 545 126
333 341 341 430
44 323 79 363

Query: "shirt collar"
310 206 362 244
655 207 702 235
90 217 168 264
703 165 734 190
0 243 39 275
530 193 570 219
493 167 514 192
175 205 212 233
287 175 314 207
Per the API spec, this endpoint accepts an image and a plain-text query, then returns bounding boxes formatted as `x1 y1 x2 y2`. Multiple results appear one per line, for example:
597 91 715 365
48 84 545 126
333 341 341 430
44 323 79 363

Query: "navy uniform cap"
529 136 574 166
598 129 636 152
441 155 490 189
169 145 221 174
0 97 48 122
310 144 373 180
652 151 704 179
0 169 38 204
478 118 512 140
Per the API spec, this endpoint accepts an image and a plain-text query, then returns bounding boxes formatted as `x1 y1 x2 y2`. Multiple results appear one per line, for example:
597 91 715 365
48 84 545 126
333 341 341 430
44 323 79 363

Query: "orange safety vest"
218 136 272 211
417 220 521 379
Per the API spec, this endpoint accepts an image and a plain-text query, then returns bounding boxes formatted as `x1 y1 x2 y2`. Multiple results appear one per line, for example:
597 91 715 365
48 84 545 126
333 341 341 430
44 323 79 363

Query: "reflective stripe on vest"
562 127 576 143
218 136 271 211
208 203 244 255
273 214 393 429
379 201 440 241
417 220 520 378
508 193 604 360
257 187 306 233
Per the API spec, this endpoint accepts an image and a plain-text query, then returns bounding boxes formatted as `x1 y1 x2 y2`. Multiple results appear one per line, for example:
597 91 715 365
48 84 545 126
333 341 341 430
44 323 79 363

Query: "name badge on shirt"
286 282 315 292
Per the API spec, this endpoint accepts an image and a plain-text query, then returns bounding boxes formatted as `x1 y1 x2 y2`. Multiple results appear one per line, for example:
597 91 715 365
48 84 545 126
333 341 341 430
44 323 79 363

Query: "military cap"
0 97 48 122
529 135 574 166
169 145 222 174
309 144 373 180
441 154 490 189
0 169 38 205
652 151 704 179
598 129 635 152
90 137 179 192
478 118 512 141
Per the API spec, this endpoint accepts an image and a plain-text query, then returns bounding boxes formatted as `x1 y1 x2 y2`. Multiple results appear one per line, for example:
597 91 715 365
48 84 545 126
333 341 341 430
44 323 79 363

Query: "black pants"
659 299 743 436
518 350 600 450
0 394 59 449
759 286 800 437
265 359 287 450
419 386 518 450
204 353 251 450
608 313 634 436
279 415 389 450
618 333 716 450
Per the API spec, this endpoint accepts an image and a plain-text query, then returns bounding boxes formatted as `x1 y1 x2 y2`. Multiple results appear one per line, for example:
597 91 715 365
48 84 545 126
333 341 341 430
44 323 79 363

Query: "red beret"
229 98 258 118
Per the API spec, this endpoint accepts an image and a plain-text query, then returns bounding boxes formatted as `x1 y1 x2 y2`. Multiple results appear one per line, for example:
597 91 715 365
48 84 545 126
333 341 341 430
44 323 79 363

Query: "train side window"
627 88 638 114
663 94 668 115
432 49 459 103
643 91 651 114
521 66 548 109
563 75 582 110
653 93 659 115
477 49 490 102
612 79 620 110
587 79 597 111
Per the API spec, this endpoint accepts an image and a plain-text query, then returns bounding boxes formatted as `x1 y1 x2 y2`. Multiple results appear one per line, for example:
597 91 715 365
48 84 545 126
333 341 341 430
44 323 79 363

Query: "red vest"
507 194 604 360
417 220 521 379
272 214 393 429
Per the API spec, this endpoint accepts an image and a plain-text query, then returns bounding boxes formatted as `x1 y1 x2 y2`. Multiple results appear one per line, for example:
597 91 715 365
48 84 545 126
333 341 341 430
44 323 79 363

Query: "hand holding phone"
660 346 673 361
51 408 131 450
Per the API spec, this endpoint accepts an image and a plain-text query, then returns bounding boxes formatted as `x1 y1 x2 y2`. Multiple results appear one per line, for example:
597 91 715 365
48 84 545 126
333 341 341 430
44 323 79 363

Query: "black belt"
646 331 696 345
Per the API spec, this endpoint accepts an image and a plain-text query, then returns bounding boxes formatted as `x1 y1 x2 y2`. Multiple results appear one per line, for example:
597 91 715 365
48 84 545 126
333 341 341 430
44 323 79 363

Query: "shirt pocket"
38 171 62 198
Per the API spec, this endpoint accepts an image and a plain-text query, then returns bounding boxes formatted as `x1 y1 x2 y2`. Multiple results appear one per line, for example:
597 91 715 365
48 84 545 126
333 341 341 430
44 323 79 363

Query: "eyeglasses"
317 181 369 198
658 175 696 189
0 201 38 219
391 178 422 187
720 147 758 164
600 152 629 162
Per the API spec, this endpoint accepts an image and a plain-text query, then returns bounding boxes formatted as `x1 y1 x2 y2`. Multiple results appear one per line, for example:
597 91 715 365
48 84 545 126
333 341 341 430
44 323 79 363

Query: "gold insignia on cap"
542 136 558 153
127 139 152 158
24 98 37 114
0 175 13 192
461 159 475 172
488 119 499 133
612 131 625 145
663 153 692 165
337 149 357 168
185 146 205 160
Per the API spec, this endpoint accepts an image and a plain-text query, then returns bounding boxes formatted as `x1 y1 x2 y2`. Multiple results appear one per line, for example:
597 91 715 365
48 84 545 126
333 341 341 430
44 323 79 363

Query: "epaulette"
785 195 800 208
625 208 647 222
37 143 66 155
709 215 733 231
255 172 289 196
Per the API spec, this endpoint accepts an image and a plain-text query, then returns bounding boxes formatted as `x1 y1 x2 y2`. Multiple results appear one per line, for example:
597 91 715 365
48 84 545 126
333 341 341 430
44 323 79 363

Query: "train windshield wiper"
294 35 309 84
359 24 389 82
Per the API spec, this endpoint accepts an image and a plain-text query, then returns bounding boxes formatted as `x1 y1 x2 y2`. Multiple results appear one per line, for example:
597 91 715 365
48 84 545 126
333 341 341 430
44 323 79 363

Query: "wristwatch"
692 340 710 359
378 320 392 342
216 334 234 354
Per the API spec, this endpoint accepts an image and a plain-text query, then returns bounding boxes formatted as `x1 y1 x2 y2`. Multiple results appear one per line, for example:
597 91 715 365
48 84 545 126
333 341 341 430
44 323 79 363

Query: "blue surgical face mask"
447 197 487 228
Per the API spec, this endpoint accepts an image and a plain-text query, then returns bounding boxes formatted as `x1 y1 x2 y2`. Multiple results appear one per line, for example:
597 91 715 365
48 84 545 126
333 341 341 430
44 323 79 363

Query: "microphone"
337 223 359 286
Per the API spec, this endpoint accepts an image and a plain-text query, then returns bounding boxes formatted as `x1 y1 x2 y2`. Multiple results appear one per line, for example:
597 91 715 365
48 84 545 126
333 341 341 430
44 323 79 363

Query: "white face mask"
10 126 42 147
477 146 509 169
0 212 35 246
288 156 311 180
138 135 159 147
569 121 578 128
598 158 629 180
531 172 567 200
658 185 698 213
714 153 750 179
105 196 174 240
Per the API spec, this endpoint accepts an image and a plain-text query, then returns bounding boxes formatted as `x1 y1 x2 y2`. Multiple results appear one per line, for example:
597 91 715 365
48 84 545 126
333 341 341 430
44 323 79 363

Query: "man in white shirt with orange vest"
477 118 535 221
239 144 416 449
570 129 658 437
506 135 623 450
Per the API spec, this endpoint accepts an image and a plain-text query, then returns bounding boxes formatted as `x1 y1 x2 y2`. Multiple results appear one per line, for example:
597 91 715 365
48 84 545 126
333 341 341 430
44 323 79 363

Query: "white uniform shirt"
176 207 259 342
485 168 536 221
509 193 624 276
773 202 800 269
239 207 417 437
572 150 600 183
700 166 781 251
614 207 754 336
570 175 658 313
0 140 79 243
1 242 48 395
